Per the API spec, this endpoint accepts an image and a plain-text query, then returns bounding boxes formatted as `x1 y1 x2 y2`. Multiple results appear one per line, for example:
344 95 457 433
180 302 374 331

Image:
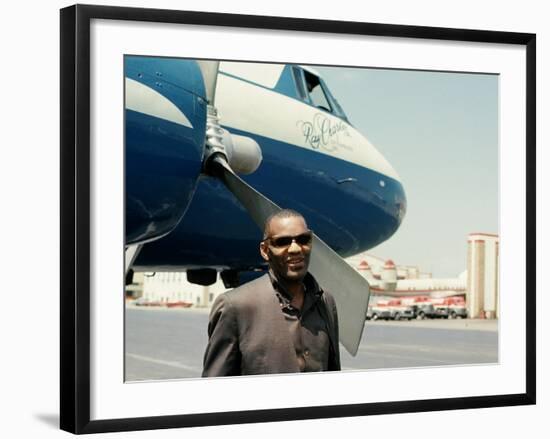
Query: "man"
202 209 340 376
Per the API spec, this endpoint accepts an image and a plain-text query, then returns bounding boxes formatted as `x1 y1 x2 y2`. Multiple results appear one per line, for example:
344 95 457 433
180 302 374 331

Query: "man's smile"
287 258 305 268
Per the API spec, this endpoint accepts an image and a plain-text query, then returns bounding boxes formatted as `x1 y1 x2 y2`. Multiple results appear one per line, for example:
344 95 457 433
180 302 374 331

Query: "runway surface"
125 306 498 381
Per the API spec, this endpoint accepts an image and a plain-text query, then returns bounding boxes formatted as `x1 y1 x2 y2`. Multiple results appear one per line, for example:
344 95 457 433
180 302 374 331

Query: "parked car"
432 297 468 319
165 301 193 308
133 297 162 307
400 296 436 319
367 299 415 321
388 304 415 320
433 304 450 318
448 304 468 319
412 303 435 319
366 305 392 321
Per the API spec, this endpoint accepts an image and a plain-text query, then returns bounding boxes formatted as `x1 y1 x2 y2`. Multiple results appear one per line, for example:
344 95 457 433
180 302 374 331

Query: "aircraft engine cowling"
125 57 207 245
203 106 263 176
223 132 263 175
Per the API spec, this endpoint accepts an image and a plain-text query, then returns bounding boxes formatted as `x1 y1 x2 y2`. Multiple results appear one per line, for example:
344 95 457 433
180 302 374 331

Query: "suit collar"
267 270 323 306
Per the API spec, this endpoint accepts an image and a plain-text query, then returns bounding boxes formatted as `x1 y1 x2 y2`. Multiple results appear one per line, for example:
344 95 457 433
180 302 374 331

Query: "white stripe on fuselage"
220 62 285 89
215 72 400 181
125 78 193 128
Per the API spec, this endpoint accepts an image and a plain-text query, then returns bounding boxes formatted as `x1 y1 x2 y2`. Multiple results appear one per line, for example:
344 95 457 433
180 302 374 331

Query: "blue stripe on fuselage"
135 129 406 269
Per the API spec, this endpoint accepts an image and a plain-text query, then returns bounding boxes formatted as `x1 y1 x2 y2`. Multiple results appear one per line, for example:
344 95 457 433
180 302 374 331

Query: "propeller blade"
125 244 142 275
210 155 370 356
307 237 370 356
197 61 220 104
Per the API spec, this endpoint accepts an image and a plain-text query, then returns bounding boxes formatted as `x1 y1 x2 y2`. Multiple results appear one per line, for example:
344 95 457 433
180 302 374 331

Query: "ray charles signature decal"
297 113 352 152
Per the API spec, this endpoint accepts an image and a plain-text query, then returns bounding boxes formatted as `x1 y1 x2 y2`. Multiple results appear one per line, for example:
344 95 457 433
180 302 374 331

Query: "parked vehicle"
433 304 450 318
432 297 467 319
401 296 436 319
366 305 392 321
165 301 193 308
385 299 415 320
367 295 468 321
367 299 415 321
134 297 162 307
413 303 435 319
448 303 468 319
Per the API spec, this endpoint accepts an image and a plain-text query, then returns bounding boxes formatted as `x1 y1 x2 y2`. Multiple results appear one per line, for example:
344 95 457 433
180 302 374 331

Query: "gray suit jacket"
202 273 340 376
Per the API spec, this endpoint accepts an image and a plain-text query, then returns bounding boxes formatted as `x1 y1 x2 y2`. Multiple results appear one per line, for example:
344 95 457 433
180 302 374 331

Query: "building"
136 272 227 307
467 233 499 319
347 232 500 319
348 254 466 299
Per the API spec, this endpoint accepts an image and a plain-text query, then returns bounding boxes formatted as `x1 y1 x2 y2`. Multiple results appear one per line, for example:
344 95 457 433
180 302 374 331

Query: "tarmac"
366 317 498 332
125 304 499 381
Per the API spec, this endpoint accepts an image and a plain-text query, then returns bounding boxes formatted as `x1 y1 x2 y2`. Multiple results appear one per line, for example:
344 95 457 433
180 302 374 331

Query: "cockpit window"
303 70 332 112
291 67 349 122
320 79 349 122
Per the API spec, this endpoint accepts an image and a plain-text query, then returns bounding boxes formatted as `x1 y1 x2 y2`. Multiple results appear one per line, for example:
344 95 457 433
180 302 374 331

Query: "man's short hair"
263 209 305 239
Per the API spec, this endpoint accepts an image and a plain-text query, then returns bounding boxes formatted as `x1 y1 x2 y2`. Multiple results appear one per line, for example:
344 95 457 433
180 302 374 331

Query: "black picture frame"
60 4 536 434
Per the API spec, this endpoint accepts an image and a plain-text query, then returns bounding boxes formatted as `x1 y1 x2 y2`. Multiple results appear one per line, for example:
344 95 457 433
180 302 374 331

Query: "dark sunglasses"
263 231 313 248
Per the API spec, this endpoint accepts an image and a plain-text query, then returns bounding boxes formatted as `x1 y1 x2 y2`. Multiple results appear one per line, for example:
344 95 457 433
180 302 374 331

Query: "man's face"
260 216 312 283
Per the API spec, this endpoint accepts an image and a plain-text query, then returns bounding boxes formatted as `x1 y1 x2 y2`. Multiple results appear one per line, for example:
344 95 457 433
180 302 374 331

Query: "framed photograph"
60 4 536 434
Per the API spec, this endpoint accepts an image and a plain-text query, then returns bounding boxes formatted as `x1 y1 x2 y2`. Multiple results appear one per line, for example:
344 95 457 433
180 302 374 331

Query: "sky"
315 65 499 278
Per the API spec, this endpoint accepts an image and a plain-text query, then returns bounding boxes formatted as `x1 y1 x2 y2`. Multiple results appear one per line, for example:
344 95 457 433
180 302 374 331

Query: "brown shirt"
269 272 330 372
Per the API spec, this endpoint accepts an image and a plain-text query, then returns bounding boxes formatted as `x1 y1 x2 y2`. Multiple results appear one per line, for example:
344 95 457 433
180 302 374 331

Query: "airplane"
124 56 407 355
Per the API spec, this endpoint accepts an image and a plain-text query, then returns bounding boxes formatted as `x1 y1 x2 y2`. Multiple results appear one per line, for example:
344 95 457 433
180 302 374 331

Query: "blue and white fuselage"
126 58 406 273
